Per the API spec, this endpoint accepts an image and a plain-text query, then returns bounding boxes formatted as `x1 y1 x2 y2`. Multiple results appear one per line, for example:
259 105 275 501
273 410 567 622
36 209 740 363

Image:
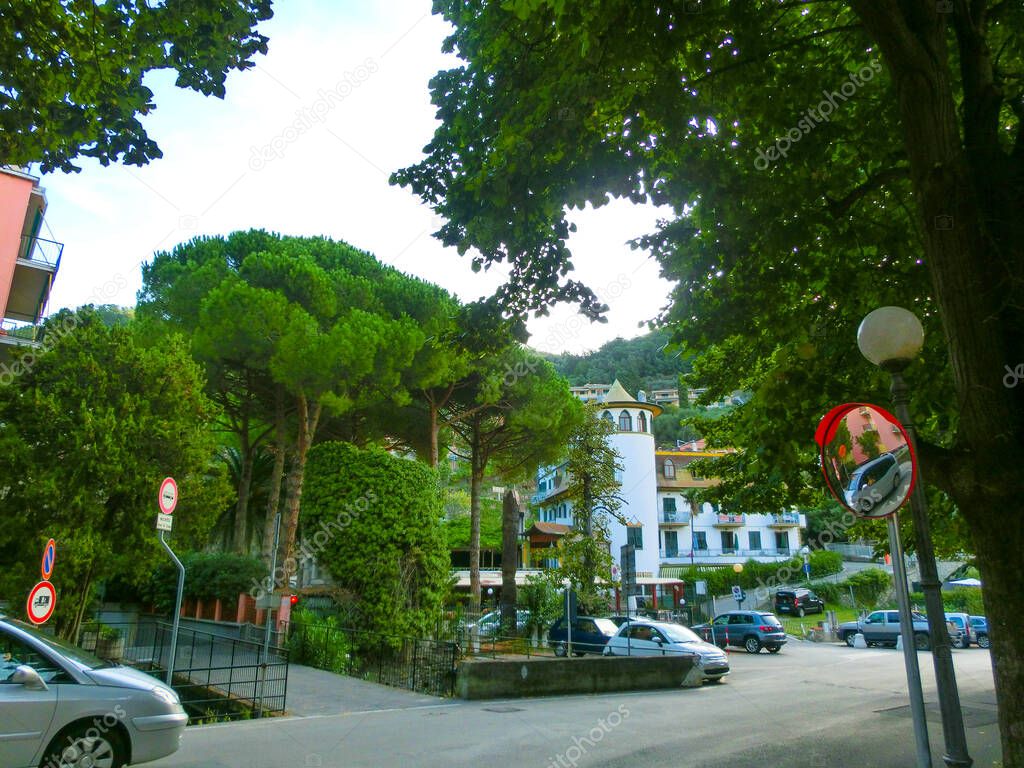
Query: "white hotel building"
532 381 806 580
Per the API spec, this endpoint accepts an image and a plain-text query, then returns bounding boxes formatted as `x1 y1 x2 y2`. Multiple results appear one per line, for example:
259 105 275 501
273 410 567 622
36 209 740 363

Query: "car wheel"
554 641 567 657
42 722 127 768
706 677 725 684
978 634 990 649
767 645 781 654
744 636 762 654
844 632 858 648
573 650 585 657
914 633 931 651
953 635 968 649
797 607 805 618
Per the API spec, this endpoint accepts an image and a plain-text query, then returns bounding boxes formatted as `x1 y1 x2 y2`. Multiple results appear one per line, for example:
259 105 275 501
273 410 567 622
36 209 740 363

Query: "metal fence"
78 617 289 721
287 621 459 697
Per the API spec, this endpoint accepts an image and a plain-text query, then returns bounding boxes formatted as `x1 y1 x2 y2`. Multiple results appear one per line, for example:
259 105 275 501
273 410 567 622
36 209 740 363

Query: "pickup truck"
838 609 961 650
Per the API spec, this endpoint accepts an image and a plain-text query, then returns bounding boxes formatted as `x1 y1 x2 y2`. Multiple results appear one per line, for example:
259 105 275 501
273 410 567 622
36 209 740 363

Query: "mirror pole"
889 371 972 768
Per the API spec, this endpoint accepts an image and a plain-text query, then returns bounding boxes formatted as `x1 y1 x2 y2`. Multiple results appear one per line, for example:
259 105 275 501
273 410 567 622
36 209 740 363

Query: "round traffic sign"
27 581 56 625
41 538 56 580
158 477 178 515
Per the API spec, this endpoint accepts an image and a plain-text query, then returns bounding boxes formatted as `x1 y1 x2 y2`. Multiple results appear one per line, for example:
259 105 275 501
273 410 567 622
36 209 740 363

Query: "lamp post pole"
887 367 972 768
858 306 972 768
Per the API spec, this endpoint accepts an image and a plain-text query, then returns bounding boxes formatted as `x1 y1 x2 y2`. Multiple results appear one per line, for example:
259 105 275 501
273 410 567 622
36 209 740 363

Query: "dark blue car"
549 617 619 656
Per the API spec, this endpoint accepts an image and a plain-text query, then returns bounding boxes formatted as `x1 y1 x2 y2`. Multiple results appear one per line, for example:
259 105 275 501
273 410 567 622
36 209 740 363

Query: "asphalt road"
152 640 1001 768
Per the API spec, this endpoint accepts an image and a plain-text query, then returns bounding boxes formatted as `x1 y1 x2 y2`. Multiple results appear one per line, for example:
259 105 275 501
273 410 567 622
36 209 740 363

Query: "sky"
37 0 674 355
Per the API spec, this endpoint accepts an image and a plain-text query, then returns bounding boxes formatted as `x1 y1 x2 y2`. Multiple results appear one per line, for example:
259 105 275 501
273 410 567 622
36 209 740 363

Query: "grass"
777 603 860 636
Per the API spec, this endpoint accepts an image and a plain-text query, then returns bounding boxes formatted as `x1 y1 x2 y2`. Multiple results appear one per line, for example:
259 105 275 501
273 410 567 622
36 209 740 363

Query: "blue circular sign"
41 539 55 580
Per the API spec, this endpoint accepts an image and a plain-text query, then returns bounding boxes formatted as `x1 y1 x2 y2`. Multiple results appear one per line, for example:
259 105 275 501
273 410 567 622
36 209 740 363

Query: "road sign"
41 538 56 580
156 513 173 532
158 477 178 515
803 562 812 577
732 585 745 605
27 581 56 625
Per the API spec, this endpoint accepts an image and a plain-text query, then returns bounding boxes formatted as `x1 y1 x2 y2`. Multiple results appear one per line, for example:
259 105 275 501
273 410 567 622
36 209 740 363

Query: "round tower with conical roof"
598 380 662 578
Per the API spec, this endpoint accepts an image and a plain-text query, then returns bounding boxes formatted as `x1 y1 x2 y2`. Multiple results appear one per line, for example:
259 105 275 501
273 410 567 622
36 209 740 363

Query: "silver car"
844 453 901 512
603 619 730 682
0 616 187 768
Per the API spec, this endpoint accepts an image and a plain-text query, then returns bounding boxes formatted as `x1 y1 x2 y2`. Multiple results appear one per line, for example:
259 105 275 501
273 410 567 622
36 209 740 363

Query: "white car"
0 616 187 768
603 619 730 682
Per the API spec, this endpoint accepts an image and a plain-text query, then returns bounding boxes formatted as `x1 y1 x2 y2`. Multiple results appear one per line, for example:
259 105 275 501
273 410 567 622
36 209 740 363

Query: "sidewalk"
284 663 445 717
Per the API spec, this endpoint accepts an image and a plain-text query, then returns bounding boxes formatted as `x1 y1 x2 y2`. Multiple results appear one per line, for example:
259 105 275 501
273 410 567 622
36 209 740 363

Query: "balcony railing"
0 318 43 346
19 234 64 270
769 512 801 526
713 513 745 526
658 510 691 525
659 548 795 560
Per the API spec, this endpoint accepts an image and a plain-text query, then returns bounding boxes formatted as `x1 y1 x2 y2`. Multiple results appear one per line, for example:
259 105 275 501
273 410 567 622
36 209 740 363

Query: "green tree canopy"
0 308 230 637
1 0 272 172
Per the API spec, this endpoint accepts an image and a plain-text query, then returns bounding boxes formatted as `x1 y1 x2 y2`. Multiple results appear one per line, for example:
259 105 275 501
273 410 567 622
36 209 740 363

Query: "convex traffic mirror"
815 403 916 519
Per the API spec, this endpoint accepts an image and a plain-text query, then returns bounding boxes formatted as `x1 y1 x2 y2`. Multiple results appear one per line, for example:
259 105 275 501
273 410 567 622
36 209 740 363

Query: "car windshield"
658 624 703 644
594 619 618 635
5 619 113 670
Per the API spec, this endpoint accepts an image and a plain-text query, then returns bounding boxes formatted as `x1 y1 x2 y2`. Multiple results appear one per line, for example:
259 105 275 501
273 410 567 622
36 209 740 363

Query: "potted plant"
96 624 124 660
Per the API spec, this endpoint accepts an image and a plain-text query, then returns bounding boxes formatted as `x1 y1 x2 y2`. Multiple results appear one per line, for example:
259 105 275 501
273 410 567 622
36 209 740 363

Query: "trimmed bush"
301 442 449 646
808 549 843 578
142 551 265 613
909 588 986 616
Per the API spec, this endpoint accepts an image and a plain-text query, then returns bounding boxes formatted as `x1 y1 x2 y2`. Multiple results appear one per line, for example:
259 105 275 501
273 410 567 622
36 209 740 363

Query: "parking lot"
153 638 1001 768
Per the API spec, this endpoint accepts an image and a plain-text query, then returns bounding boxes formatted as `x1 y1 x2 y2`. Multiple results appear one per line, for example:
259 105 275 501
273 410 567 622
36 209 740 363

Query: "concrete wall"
456 654 701 700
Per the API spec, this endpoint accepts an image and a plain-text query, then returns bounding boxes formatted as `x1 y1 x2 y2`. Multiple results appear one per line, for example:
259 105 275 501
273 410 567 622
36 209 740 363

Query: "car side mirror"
11 665 48 691
653 636 663 644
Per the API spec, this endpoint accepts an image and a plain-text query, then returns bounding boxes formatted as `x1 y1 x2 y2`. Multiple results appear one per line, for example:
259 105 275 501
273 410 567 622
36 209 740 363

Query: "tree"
1 0 272 172
0 309 229 638
447 347 582 610
394 4 1024 759
300 442 450 643
554 404 624 612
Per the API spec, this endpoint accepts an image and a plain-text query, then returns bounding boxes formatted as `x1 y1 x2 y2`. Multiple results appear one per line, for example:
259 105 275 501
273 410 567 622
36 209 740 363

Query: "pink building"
846 405 905 466
0 165 61 358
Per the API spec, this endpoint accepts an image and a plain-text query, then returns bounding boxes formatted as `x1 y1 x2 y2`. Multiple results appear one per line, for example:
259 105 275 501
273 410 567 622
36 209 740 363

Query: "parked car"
466 609 530 637
0 615 187 768
602 619 730 682
837 610 961 650
969 616 990 649
774 588 825 617
548 616 619 656
691 611 788 654
844 452 901 512
945 612 976 649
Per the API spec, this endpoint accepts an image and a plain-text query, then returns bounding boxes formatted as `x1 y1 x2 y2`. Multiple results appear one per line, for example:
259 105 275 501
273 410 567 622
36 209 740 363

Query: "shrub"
844 569 892 607
288 608 351 673
808 550 843 578
518 574 564 637
141 551 265 613
301 442 449 647
909 588 986 616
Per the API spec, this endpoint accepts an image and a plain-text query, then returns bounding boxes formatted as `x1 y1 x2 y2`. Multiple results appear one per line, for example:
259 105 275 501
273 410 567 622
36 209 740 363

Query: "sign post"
732 585 745 608
156 477 184 686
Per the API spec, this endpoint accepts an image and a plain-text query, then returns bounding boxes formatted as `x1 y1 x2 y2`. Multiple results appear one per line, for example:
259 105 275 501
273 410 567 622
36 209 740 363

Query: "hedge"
679 548 844 597
909 588 986 616
141 551 265 613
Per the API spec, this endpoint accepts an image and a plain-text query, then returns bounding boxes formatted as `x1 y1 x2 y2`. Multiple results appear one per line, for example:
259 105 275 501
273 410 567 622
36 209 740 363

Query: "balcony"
769 512 801 528
0 318 43 350
6 235 63 323
658 510 691 526
659 547 796 562
712 513 745 527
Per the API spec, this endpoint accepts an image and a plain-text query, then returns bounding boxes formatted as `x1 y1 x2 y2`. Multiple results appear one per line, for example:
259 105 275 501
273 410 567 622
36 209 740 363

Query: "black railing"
287 621 459 698
78 617 288 722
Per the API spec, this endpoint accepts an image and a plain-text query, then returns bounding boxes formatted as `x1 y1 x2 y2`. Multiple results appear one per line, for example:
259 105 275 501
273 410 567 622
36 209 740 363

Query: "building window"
663 497 677 513
637 412 647 432
748 531 762 551
721 531 737 553
663 459 675 479
618 410 632 431
775 531 790 553
627 526 643 550
602 410 614 423
693 531 708 550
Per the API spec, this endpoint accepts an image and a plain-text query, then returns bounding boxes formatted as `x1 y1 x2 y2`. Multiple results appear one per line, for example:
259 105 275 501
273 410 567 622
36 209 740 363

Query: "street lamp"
858 306 972 768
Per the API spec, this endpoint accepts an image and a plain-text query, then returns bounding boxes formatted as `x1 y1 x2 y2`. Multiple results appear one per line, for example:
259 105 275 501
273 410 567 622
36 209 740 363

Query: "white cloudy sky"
37 0 674 355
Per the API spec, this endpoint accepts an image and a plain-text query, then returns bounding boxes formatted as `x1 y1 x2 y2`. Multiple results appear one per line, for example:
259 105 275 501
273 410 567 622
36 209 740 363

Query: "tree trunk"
279 396 322 588
261 387 287 570
428 399 440 468
500 489 520 630
469 417 483 612
850 5 1024 763
233 427 253 554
